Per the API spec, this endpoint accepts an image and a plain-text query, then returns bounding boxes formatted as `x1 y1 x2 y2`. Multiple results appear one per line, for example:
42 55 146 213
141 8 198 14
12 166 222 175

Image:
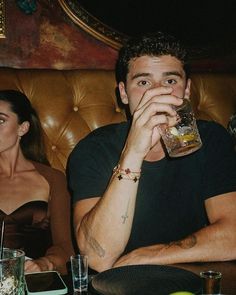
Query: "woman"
0 89 74 274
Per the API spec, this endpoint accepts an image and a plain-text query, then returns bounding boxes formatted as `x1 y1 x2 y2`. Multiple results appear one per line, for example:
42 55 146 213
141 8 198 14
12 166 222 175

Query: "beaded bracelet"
113 164 141 183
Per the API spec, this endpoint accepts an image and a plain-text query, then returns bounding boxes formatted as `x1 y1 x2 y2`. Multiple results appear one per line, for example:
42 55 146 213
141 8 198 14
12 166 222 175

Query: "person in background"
67 32 236 272
227 112 236 151
0 90 74 274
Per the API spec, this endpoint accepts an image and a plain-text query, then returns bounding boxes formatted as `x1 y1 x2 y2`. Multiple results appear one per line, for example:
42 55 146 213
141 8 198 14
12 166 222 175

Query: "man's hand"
125 87 183 158
113 244 166 268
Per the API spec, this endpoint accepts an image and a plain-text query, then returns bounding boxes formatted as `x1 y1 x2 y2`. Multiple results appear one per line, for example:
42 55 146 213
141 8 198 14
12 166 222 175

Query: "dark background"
79 0 236 59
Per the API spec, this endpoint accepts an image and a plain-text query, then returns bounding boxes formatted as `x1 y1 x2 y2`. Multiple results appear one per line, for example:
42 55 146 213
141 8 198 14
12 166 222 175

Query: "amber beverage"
160 98 202 157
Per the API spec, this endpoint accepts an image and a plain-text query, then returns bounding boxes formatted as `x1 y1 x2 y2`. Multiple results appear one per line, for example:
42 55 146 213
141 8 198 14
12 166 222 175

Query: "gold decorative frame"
58 0 127 49
0 0 5 38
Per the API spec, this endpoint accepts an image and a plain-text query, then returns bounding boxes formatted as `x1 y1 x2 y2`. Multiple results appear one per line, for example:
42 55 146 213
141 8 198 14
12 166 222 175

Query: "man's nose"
152 81 162 88
151 83 173 93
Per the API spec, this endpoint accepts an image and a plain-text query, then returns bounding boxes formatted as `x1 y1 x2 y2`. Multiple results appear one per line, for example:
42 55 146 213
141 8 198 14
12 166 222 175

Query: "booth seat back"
0 68 236 172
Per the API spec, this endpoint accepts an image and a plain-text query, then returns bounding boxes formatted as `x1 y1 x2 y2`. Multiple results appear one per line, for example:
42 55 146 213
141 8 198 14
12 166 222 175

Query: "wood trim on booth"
58 0 127 49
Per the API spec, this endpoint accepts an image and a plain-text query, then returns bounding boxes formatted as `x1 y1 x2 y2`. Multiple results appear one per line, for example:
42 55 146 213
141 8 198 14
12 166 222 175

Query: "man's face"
119 55 191 114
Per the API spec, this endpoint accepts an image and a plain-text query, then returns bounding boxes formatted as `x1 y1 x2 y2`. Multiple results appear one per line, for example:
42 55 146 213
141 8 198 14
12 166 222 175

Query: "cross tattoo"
121 213 128 224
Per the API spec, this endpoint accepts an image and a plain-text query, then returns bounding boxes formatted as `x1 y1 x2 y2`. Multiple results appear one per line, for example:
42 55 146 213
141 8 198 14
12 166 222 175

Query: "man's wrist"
120 147 144 171
113 164 141 182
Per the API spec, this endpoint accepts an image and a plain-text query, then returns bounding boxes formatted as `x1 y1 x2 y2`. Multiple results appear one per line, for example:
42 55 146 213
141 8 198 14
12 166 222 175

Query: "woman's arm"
39 168 75 274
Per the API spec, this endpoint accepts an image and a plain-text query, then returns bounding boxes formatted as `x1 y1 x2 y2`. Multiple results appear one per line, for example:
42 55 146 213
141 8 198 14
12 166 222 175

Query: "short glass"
159 98 202 157
200 270 222 295
0 248 25 295
70 254 88 294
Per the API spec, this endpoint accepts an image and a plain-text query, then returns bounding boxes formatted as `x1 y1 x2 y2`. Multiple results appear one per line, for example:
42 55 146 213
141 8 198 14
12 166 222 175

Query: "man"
67 32 236 272
228 112 236 151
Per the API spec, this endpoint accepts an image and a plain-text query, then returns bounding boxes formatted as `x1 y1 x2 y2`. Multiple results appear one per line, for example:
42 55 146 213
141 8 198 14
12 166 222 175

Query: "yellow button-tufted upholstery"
190 73 236 127
0 68 235 172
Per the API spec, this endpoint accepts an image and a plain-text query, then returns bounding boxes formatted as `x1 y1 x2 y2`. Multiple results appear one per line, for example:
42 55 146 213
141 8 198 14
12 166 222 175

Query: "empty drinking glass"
70 254 88 294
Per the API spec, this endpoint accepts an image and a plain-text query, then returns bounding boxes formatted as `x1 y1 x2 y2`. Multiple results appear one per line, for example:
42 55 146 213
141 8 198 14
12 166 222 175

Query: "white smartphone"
24 271 68 295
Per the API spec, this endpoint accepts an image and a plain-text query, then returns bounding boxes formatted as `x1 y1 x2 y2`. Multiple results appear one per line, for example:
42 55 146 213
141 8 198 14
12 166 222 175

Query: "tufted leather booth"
0 68 236 172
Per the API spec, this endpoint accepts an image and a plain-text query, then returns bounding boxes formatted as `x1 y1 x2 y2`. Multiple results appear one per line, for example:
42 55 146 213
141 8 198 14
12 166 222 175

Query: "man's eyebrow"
163 71 183 78
131 71 184 81
131 72 151 80
0 112 8 117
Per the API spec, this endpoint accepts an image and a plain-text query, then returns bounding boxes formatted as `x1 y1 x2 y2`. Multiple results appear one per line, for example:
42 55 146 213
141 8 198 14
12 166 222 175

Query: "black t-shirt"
67 120 236 253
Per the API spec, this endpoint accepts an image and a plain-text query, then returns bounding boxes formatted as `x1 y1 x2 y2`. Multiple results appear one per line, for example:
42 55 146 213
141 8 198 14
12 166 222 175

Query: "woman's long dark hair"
0 89 49 164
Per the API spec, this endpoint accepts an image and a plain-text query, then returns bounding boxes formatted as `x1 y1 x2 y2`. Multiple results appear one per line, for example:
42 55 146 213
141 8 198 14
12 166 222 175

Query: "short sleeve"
66 123 129 204
200 121 236 199
67 138 114 204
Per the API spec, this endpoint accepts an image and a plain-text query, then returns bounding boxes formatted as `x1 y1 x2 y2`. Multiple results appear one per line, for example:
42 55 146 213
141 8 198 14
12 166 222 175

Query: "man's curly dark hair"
116 31 189 84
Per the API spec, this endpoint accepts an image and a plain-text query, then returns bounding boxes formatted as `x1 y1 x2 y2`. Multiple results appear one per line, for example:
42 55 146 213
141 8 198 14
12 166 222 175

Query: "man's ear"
118 82 129 105
18 121 30 137
184 78 191 98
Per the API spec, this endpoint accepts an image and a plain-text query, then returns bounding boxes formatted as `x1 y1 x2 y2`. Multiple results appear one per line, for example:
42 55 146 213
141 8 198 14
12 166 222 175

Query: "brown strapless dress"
0 201 52 259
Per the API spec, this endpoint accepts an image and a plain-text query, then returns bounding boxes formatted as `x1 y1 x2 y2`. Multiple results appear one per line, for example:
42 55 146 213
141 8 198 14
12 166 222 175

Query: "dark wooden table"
63 260 236 294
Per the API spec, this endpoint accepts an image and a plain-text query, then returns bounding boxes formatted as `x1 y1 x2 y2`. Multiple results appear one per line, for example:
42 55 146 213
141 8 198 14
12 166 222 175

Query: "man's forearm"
151 221 236 265
77 193 135 271
113 220 236 268
76 168 142 270
75 147 145 271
